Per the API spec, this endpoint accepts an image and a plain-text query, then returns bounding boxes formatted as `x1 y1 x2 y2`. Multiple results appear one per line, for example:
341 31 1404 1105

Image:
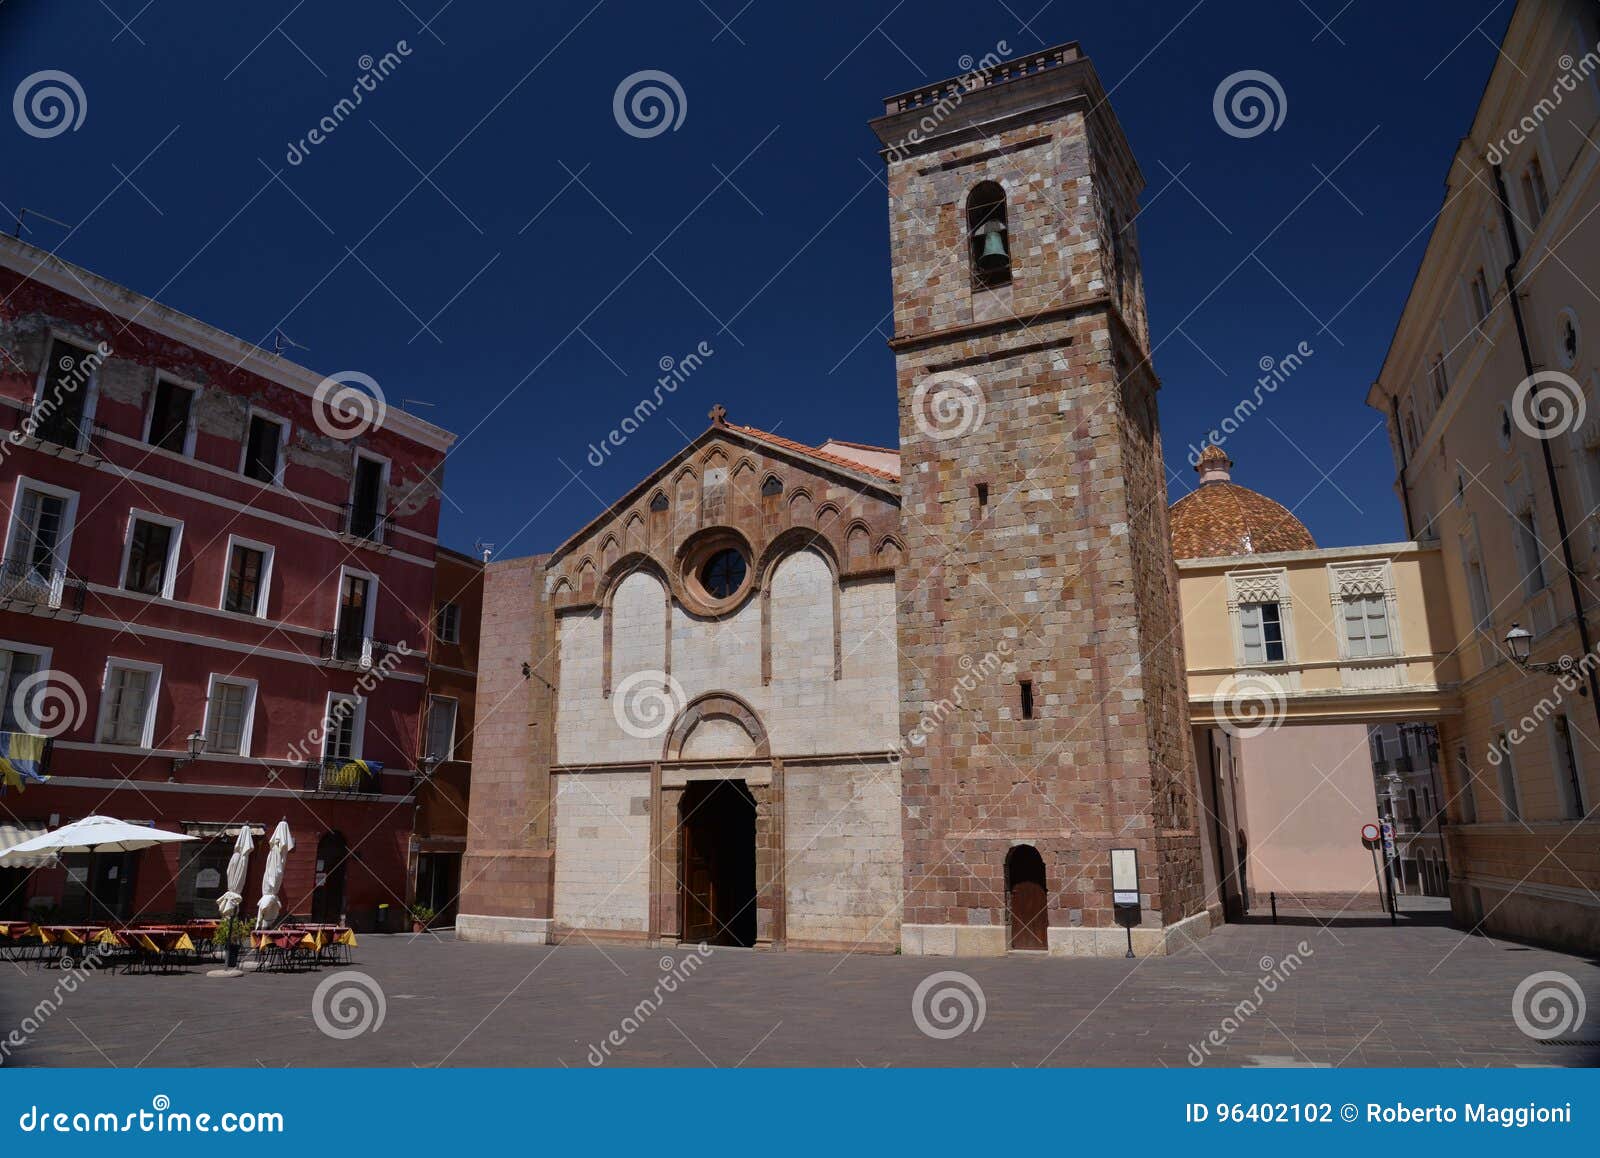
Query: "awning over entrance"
0 821 52 868
182 822 267 840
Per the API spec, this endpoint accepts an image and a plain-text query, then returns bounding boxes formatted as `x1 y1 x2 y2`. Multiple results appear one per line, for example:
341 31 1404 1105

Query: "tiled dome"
1169 445 1316 560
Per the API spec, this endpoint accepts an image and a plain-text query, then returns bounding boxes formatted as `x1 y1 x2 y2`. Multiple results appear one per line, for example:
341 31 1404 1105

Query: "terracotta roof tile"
1168 447 1316 560
727 423 901 482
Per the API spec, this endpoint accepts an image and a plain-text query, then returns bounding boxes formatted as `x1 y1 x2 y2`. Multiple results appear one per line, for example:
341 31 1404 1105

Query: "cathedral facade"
457 43 1212 957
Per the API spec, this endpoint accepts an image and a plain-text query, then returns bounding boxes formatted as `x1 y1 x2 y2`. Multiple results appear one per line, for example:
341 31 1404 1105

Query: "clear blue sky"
1 0 1508 555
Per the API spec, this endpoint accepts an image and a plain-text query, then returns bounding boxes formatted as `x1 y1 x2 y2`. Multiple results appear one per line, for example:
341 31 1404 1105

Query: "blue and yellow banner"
0 731 49 794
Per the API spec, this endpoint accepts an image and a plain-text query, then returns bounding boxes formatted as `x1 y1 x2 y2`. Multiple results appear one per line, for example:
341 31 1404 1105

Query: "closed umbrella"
216 825 255 918
255 820 294 927
0 814 197 921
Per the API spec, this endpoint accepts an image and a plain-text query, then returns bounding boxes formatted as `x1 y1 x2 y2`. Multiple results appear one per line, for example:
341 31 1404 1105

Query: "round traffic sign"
1360 822 1381 842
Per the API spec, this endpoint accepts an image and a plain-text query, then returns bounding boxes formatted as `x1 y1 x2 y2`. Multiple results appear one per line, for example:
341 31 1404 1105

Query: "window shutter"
103 667 150 744
1366 596 1390 653
207 682 247 755
1240 603 1263 664
1343 600 1367 657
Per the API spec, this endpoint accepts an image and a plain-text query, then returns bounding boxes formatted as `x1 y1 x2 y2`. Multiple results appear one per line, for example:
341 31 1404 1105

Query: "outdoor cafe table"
97 928 198 952
251 925 355 968
34 925 105 946
0 921 40 960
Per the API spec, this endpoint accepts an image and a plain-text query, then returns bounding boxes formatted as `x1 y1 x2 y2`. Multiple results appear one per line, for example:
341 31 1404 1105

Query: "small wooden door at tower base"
681 820 716 943
1008 847 1048 951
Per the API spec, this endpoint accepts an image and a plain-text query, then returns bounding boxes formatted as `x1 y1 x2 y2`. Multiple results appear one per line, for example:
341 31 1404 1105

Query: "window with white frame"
1341 594 1393 657
322 694 364 761
1494 731 1520 821
347 452 387 541
98 660 160 747
1512 500 1547 596
333 568 378 664
0 643 49 732
1550 713 1587 820
425 695 458 761
221 536 273 617
1330 563 1399 660
1470 267 1492 325
1521 157 1550 228
1455 748 1477 824
202 675 256 757
1428 356 1448 403
32 337 97 451
5 478 77 580
435 601 461 644
120 511 182 599
145 377 196 455
1239 602 1286 664
241 411 289 485
1465 555 1491 630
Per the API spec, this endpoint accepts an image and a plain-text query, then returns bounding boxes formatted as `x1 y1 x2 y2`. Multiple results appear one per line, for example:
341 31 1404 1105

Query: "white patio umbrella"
254 820 294 926
0 815 197 921
216 825 256 918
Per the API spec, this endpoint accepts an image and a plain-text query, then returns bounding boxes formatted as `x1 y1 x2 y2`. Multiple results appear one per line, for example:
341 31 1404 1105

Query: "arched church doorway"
679 779 757 948
1006 844 1048 951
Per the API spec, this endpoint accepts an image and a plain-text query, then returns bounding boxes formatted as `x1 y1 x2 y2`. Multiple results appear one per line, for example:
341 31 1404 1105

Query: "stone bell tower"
870 44 1208 956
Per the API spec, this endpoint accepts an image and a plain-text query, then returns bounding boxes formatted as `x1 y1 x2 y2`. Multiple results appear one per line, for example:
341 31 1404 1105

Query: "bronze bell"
974 220 1009 271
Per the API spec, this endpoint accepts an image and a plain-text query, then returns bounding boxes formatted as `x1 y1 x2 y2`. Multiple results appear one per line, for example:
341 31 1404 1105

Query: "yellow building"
1365 0 1600 953
1174 446 1459 919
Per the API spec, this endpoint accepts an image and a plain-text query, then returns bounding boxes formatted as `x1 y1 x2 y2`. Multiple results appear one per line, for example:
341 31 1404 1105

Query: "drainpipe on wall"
1490 161 1600 730
1389 393 1416 539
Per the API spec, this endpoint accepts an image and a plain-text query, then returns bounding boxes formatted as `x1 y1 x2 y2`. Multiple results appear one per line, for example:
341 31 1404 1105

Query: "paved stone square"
3 915 1596 1067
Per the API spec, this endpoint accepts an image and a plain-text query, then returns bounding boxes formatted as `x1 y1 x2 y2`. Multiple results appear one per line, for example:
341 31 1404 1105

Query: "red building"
407 545 483 928
0 235 454 931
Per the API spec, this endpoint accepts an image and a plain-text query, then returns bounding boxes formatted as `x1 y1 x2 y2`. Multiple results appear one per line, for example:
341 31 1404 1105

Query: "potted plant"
215 915 253 968
408 904 435 934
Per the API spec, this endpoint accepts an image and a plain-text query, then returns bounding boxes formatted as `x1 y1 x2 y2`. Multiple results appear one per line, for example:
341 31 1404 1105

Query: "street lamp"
1504 622 1583 682
172 730 206 776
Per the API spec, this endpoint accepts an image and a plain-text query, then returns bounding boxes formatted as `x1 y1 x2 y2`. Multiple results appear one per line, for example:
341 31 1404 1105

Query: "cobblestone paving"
3 915 1597 1067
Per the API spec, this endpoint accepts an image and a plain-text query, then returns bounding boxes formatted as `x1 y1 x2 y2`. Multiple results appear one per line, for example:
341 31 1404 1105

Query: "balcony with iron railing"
0 556 88 618
339 503 390 545
321 627 402 669
303 757 385 796
5 407 99 459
